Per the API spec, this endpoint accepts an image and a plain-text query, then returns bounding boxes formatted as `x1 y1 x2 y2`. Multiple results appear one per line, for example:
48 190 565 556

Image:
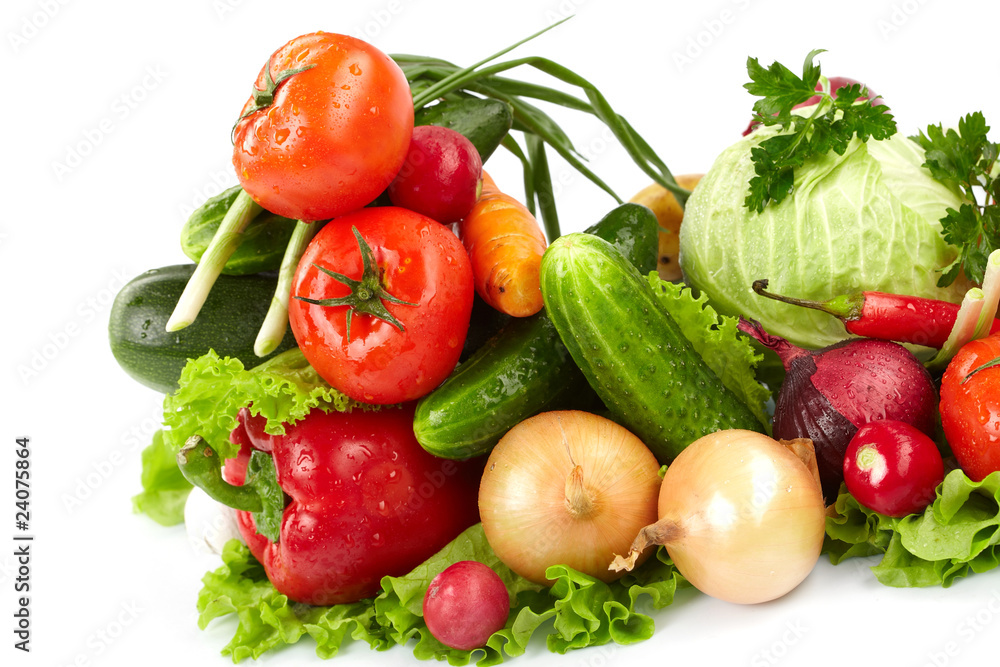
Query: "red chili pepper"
752 279 1000 349
178 403 482 606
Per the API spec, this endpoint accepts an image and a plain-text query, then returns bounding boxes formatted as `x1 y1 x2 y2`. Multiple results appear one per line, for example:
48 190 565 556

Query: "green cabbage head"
678 128 970 349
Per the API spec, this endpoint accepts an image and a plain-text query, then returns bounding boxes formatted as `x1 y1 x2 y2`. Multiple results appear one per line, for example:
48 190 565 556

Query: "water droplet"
349 63 362 76
274 128 290 145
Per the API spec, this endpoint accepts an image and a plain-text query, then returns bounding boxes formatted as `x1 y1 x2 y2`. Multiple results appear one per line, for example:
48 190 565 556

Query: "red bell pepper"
178 402 482 606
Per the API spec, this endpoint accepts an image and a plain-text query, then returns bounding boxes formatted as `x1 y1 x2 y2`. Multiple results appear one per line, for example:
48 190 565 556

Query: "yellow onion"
479 410 661 585
610 429 826 604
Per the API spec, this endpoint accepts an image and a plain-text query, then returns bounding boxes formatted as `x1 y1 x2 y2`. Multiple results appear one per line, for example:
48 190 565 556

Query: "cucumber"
109 265 298 394
413 203 658 459
460 293 512 363
414 97 513 163
540 233 764 463
181 186 298 276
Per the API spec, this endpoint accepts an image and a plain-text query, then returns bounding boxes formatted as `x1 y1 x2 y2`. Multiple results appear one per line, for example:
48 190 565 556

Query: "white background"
4 0 1000 666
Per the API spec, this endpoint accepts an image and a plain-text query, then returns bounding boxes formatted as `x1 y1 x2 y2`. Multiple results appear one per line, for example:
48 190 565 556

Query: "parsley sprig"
912 112 1000 286
743 49 896 213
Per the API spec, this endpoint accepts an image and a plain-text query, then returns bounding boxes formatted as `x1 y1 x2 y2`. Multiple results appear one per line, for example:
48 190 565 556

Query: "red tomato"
842 420 944 517
940 333 1000 481
232 32 414 222
288 207 474 404
227 405 483 605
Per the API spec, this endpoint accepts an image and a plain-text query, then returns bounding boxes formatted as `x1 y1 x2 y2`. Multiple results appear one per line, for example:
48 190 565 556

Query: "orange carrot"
458 172 548 317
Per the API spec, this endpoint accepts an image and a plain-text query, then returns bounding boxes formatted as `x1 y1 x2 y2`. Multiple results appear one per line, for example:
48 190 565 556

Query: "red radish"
422 560 510 650
737 317 937 501
843 420 944 517
388 125 483 224
742 76 883 135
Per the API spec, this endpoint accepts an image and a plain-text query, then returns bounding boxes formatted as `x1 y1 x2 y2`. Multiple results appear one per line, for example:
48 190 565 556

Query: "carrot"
458 172 548 317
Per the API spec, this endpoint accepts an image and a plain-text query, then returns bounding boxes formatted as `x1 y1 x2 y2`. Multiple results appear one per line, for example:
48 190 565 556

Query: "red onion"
737 317 937 501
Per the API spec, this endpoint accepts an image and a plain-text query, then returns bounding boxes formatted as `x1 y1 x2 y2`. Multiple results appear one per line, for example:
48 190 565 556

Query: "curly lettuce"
133 348 367 525
197 524 688 664
162 347 364 460
824 469 1000 587
647 273 771 428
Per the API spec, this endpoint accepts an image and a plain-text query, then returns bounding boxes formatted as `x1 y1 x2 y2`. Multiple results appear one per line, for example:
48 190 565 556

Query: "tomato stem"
233 55 317 134
166 188 262 331
254 219 320 356
292 226 416 342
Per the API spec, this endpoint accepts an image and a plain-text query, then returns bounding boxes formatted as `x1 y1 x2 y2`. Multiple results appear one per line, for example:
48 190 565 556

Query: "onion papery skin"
658 430 826 604
479 411 661 586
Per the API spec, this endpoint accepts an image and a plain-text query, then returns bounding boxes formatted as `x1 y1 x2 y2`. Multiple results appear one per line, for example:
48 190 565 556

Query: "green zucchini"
181 186 298 275
414 97 513 163
109 264 298 394
413 203 658 459
540 233 764 463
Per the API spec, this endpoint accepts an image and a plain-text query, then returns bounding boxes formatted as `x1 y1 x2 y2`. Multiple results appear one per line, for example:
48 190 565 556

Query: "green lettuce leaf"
161 348 365 460
132 429 193 526
198 524 687 664
197 540 390 661
647 273 771 428
824 469 1000 587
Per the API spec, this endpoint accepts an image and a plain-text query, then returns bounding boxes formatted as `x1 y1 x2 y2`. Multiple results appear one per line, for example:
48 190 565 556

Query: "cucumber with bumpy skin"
540 233 764 462
413 203 657 460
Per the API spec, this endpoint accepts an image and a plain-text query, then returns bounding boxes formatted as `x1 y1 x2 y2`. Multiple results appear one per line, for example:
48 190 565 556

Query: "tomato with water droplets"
940 333 1000 482
288 207 474 404
232 32 414 221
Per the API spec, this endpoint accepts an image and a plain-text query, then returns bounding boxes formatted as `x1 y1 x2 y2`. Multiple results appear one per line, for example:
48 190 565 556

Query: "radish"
843 420 944 517
422 561 510 650
737 317 937 501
